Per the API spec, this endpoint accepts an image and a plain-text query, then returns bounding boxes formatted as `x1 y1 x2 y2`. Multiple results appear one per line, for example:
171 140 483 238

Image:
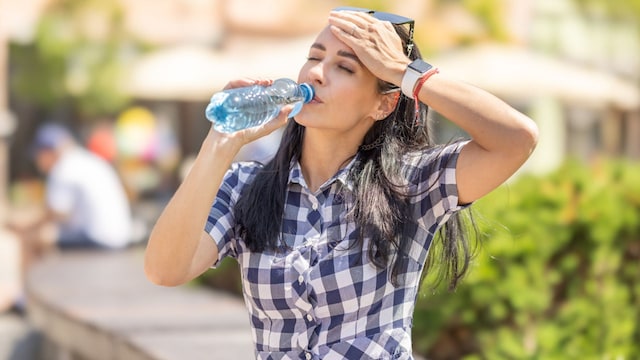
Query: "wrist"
201 128 243 158
401 59 434 98
412 67 440 100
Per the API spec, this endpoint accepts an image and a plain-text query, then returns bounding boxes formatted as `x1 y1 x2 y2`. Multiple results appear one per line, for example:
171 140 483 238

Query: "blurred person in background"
16 122 134 250
7 123 133 310
145 7 538 359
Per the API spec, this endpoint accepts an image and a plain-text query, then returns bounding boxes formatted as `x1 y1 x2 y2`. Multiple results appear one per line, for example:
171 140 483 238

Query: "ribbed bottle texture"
205 78 314 133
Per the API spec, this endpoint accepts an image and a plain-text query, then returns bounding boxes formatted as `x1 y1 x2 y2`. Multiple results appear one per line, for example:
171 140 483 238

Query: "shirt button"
305 352 312 360
298 275 304 284
306 314 313 322
311 202 318 210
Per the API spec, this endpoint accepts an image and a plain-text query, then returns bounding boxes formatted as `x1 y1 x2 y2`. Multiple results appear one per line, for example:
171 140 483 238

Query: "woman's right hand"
205 78 294 150
147 77 296 286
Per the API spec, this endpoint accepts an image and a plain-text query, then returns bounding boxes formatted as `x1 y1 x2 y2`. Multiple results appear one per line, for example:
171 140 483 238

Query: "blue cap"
288 83 314 118
300 83 314 103
31 123 73 154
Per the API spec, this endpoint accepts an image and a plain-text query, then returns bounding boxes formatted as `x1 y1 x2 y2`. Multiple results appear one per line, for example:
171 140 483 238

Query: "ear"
374 91 401 121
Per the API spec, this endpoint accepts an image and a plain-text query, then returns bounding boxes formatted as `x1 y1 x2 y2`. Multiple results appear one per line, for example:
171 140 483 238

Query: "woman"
145 8 538 359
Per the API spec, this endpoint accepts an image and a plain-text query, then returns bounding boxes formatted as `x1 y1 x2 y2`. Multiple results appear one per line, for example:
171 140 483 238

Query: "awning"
124 35 315 101
431 44 639 110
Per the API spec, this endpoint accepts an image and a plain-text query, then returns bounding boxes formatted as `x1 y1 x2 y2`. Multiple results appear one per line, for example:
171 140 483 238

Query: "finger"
222 78 273 91
330 10 388 33
329 24 356 42
268 105 294 129
328 11 371 37
328 18 357 38
243 105 292 142
329 10 375 27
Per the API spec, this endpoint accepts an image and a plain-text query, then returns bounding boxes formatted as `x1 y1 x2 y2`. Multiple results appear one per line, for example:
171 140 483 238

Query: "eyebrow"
310 42 362 65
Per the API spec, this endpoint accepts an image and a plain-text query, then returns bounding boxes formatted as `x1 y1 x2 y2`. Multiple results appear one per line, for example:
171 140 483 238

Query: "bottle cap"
288 83 314 118
300 83 314 104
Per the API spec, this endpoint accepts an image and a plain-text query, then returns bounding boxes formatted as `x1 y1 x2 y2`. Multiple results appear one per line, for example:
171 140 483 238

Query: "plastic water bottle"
205 78 314 133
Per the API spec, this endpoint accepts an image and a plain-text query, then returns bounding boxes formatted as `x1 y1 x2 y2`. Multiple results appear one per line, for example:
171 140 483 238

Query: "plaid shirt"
206 142 468 360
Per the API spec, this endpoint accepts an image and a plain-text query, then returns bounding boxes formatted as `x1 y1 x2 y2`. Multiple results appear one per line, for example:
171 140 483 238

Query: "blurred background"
0 0 639 359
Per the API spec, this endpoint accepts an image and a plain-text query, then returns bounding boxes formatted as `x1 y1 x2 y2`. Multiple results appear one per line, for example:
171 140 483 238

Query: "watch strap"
401 60 433 98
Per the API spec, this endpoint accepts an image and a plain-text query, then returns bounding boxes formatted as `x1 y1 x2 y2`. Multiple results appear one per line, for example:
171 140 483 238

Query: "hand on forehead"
329 10 396 33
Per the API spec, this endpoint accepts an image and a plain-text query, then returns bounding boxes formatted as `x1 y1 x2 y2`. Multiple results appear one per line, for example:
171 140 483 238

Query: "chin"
292 113 311 126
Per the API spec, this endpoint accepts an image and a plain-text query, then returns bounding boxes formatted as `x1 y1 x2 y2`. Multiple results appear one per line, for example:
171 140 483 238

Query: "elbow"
514 113 539 159
144 255 186 287
145 266 184 287
523 117 539 155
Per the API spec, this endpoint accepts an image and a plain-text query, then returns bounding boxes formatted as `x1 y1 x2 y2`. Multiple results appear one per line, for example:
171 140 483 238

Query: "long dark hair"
234 24 477 290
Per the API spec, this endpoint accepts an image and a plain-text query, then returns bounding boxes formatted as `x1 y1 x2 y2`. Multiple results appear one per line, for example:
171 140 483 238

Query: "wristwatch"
401 59 434 98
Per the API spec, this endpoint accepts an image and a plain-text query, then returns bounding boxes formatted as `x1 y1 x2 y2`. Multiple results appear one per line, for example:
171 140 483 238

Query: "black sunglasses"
333 6 415 57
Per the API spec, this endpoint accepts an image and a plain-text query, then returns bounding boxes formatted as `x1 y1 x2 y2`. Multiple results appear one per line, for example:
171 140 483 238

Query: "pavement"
0 225 41 360
0 310 41 360
25 248 254 360
0 245 253 360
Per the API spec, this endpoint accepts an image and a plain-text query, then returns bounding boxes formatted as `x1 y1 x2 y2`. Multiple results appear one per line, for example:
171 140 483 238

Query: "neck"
299 132 359 193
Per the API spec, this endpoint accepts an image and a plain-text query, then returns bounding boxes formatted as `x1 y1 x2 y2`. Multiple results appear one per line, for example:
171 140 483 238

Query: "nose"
306 61 324 86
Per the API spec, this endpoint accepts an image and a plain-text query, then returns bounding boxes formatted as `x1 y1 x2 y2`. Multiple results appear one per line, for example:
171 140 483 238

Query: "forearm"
415 72 538 203
144 130 242 285
418 73 538 157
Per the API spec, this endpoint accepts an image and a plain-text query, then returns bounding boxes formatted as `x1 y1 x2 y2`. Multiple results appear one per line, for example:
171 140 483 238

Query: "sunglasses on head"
332 6 415 57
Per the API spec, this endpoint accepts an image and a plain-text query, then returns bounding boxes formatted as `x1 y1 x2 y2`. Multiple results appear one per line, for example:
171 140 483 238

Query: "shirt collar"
288 154 359 192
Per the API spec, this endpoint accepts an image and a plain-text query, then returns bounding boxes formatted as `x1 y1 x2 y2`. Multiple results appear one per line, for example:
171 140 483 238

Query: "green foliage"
10 0 141 118
196 257 243 297
462 0 510 41
414 158 640 359
575 0 640 20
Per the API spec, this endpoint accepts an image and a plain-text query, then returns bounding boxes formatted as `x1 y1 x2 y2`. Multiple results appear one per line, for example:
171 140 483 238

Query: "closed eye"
338 65 354 74
306 57 354 74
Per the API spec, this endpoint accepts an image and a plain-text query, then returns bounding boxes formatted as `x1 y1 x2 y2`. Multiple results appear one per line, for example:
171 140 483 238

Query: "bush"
413 158 640 359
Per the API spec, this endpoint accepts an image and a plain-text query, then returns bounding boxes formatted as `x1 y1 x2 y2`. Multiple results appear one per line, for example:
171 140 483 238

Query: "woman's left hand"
328 10 410 87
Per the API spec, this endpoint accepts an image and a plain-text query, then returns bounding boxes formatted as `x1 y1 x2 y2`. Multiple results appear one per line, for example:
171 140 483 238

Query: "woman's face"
294 25 385 135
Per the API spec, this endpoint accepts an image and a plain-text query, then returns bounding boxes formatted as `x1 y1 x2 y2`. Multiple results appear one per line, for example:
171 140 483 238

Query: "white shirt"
46 147 132 248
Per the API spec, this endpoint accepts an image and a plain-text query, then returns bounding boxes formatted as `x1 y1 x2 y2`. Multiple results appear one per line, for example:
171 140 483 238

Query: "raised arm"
144 79 291 286
144 128 239 286
412 74 538 204
328 11 538 204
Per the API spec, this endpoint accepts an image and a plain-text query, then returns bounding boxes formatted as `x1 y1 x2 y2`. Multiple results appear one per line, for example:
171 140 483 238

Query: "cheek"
297 64 311 83
325 99 376 129
336 88 379 117
328 82 370 106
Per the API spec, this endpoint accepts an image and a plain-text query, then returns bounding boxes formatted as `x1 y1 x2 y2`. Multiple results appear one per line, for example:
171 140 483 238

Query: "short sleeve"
406 141 471 227
205 162 261 267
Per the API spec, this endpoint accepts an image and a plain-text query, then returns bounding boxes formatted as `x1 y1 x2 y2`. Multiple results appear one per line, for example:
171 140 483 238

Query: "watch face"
410 59 432 73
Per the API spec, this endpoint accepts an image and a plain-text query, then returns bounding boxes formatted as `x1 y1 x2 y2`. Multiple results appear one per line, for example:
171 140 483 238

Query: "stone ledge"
26 248 254 360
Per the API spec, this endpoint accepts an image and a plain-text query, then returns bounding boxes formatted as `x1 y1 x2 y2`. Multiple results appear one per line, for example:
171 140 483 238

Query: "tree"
10 0 143 120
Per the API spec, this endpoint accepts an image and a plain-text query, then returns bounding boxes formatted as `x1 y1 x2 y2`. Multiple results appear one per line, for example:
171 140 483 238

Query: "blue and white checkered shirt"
206 142 468 360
